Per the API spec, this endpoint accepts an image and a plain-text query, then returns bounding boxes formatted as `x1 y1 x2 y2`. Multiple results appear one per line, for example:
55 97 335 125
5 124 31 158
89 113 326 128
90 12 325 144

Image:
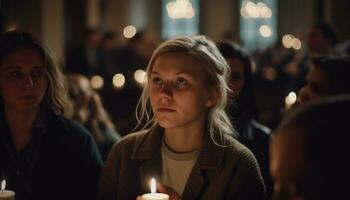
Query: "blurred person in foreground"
0 30 102 200
270 95 348 200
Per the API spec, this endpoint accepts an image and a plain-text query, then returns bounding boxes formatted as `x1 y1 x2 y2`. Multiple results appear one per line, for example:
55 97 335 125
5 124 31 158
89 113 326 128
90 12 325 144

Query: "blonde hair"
136 35 237 142
66 73 117 143
0 30 69 115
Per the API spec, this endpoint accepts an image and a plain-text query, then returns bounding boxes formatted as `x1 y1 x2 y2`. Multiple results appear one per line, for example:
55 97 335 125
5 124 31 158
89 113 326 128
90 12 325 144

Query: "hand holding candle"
0 180 15 200
142 178 169 200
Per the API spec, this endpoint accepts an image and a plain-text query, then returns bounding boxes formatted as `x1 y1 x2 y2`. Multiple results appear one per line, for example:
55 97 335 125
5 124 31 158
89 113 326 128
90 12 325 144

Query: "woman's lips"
18 95 35 100
157 107 175 112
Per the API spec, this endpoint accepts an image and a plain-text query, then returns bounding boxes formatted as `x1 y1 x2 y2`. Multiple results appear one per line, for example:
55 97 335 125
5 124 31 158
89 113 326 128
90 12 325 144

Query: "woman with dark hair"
0 30 102 200
217 41 273 198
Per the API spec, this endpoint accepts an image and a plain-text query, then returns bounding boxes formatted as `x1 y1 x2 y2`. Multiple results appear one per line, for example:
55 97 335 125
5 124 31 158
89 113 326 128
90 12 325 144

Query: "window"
162 0 199 39
239 0 277 52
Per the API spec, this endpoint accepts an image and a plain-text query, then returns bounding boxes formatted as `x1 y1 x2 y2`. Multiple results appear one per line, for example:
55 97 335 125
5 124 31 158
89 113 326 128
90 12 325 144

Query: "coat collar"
130 125 228 170
130 125 231 198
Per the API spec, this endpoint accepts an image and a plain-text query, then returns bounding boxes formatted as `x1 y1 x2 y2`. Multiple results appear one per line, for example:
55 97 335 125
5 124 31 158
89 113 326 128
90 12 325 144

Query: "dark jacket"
238 120 273 198
0 109 103 200
98 125 266 200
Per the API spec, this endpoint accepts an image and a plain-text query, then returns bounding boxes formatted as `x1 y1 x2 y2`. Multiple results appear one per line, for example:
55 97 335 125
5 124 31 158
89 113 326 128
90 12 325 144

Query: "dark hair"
217 41 256 131
277 95 349 199
0 30 69 115
312 56 350 95
102 31 115 41
314 22 337 46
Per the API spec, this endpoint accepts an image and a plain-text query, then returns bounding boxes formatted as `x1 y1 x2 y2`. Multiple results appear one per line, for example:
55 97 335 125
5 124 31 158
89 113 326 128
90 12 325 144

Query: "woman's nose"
160 83 173 99
23 74 35 88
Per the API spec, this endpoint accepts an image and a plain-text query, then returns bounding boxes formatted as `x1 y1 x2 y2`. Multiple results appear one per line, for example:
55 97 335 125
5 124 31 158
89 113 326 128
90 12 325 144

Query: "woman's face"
298 66 330 104
149 52 216 130
0 48 48 113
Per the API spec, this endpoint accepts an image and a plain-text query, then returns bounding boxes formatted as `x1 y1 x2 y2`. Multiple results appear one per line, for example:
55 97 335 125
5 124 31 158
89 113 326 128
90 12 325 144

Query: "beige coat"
98 125 266 200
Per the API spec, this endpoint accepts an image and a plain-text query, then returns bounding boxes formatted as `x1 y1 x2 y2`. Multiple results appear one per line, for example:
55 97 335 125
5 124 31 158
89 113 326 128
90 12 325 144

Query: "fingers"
156 182 182 200
136 196 143 200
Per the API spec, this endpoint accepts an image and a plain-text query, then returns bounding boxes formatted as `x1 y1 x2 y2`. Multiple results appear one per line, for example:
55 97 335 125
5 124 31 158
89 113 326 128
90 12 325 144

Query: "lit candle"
0 180 15 200
142 178 169 200
285 91 297 110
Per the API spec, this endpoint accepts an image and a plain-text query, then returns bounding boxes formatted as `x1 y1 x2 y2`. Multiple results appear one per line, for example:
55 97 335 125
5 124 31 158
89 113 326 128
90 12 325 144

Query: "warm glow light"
285 92 297 109
150 178 156 193
282 34 302 50
6 25 19 32
292 38 302 50
282 34 294 48
241 1 272 18
246 2 259 18
259 25 272 37
90 75 104 90
134 69 146 85
113 73 125 89
1 180 5 191
123 25 137 38
167 0 195 19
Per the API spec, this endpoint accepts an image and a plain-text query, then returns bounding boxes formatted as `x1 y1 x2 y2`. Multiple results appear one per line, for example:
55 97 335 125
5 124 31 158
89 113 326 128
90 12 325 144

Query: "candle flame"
150 178 156 193
1 180 5 191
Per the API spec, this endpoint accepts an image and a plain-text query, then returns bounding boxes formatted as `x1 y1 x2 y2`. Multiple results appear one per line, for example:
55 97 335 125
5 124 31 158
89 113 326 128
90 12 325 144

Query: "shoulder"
107 129 149 157
45 112 93 144
221 135 267 196
221 134 261 173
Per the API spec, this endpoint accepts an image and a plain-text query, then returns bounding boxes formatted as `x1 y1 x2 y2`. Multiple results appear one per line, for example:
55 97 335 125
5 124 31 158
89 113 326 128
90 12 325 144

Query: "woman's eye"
31 69 45 79
10 71 21 78
176 78 187 85
151 77 162 85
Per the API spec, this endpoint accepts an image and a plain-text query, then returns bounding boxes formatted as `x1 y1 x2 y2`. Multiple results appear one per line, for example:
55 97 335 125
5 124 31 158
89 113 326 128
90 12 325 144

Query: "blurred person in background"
298 56 350 104
66 28 104 77
217 41 273 198
66 73 121 161
307 22 337 56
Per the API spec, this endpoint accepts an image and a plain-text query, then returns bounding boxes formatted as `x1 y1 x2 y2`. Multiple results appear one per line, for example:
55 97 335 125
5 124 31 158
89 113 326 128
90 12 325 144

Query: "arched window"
239 0 277 52
162 0 199 39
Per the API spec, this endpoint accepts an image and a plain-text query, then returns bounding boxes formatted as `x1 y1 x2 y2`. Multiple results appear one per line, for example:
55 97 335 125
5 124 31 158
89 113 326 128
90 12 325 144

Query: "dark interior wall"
200 0 238 41
277 0 317 39
64 0 86 50
0 0 42 36
330 0 350 42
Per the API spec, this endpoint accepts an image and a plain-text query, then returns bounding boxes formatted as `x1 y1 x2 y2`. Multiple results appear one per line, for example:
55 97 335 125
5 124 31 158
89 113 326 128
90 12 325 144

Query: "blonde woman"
66 73 121 161
99 36 266 200
0 30 102 200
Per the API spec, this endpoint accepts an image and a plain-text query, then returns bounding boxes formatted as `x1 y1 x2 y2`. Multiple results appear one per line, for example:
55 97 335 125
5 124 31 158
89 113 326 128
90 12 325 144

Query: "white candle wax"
0 180 15 200
142 193 169 200
0 190 15 200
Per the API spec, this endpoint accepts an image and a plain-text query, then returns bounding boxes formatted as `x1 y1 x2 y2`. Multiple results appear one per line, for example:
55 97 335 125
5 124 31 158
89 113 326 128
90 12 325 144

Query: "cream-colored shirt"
161 140 200 196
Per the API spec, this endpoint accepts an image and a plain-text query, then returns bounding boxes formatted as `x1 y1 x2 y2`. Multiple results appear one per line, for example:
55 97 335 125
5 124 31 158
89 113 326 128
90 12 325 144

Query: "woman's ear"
205 88 218 107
